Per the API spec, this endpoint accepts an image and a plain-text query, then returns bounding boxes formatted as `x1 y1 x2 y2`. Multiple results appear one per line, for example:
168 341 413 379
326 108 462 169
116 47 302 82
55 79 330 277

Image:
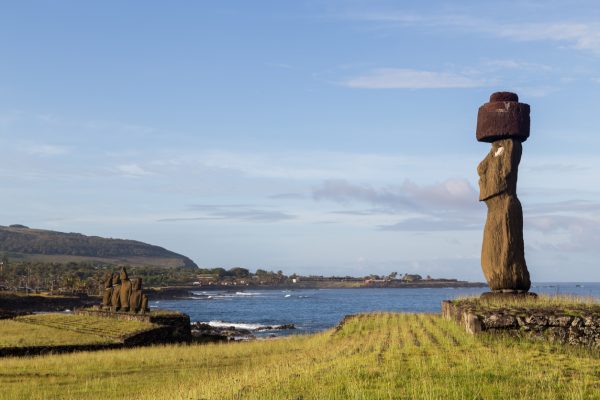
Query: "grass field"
455 294 600 316
14 314 157 339
0 319 116 347
0 312 598 399
0 314 157 348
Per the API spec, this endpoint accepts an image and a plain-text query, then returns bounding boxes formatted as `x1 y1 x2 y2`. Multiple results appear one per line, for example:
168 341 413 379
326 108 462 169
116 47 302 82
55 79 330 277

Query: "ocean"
152 283 600 336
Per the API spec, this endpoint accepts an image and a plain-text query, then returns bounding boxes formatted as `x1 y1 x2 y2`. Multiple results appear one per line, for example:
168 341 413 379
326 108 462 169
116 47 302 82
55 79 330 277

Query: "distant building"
402 274 423 282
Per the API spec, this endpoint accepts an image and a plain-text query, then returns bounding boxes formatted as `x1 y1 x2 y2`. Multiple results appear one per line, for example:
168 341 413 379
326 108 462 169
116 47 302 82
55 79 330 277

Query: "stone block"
476 92 530 143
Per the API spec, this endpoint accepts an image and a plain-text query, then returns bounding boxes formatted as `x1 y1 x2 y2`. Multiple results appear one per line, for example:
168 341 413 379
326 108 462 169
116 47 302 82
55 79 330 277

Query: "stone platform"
442 300 600 348
74 308 191 343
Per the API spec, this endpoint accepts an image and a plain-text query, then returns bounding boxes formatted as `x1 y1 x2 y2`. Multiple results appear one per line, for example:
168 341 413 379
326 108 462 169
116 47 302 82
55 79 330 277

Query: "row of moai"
101 267 149 313
476 91 532 295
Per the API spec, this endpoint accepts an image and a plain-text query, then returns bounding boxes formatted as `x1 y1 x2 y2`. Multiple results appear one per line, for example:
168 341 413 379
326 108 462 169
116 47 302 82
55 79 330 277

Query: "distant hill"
0 225 197 268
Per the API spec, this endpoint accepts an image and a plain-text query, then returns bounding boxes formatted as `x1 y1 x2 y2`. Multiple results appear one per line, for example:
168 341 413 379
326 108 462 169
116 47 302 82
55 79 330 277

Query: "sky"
2 1 600 281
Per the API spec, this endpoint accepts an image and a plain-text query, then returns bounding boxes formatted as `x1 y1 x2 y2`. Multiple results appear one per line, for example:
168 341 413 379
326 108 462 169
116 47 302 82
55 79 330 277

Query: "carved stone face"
111 272 121 286
103 273 112 289
477 138 522 201
120 267 129 281
132 278 141 290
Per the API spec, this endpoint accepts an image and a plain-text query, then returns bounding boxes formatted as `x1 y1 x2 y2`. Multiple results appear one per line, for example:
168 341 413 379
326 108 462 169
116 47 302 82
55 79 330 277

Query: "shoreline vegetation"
0 280 486 313
1 312 598 399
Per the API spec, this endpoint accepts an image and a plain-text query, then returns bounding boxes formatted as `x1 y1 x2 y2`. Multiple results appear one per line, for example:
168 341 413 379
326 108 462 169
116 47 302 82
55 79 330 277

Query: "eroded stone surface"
476 92 530 143
441 300 600 348
119 268 132 312
101 273 113 309
478 138 531 291
110 272 121 311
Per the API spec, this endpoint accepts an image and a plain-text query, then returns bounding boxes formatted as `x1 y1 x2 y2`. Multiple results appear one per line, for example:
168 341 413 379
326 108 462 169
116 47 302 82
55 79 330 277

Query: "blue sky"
2 1 600 281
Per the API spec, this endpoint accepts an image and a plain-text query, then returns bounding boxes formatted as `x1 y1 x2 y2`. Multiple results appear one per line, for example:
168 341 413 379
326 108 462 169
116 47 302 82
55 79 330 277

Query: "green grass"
0 320 117 347
13 314 157 340
0 312 598 399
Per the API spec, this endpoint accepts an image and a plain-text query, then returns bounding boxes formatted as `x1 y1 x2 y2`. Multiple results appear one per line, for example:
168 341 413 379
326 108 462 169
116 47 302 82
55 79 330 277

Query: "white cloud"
496 22 600 54
24 144 70 156
115 163 153 177
482 59 552 71
313 178 477 211
343 68 488 89
353 12 600 55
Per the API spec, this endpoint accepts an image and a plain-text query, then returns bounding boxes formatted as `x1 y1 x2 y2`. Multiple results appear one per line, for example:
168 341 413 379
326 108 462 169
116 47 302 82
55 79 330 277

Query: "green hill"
0 225 197 268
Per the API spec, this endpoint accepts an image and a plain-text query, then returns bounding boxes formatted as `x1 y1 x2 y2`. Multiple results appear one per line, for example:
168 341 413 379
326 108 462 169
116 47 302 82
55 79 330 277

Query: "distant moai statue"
101 273 113 310
100 268 149 313
476 92 531 293
129 278 150 313
140 294 149 314
110 272 121 311
118 267 133 312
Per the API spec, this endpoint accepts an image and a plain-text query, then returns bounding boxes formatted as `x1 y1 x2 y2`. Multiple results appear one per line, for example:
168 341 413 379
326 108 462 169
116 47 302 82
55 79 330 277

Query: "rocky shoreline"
191 321 296 342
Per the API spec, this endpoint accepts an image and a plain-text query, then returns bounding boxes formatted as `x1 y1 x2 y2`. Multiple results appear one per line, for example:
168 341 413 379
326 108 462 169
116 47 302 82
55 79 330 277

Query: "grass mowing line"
15 314 156 340
414 313 440 347
0 320 116 348
1 313 599 400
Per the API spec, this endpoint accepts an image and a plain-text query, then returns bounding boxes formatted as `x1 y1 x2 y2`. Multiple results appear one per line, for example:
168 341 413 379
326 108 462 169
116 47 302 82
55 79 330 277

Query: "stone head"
103 273 112 288
132 278 141 290
111 272 121 286
120 267 129 281
477 139 522 201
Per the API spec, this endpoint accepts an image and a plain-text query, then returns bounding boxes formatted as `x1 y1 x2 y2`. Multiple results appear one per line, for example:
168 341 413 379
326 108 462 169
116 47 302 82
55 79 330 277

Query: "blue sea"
152 283 600 336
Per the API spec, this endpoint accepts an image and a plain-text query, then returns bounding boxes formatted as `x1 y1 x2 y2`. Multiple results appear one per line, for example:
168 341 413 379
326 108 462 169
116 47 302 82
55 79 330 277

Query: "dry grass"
0 319 116 347
454 294 600 316
14 313 157 340
0 312 598 399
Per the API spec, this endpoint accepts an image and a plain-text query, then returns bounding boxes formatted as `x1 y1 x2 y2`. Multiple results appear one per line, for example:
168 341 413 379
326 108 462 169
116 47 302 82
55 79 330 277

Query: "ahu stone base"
442 300 600 348
74 308 192 344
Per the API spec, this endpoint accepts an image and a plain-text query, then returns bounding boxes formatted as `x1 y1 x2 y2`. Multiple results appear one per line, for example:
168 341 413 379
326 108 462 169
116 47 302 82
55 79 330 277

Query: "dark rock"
548 315 572 327
545 327 568 343
442 299 600 349
256 323 296 331
476 92 530 143
482 313 517 329
276 323 296 330
490 92 518 102
525 314 548 326
190 322 255 341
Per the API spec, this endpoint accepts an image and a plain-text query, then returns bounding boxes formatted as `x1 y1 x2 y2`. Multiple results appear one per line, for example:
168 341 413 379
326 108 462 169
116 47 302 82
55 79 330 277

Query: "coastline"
1 282 486 312
147 281 488 299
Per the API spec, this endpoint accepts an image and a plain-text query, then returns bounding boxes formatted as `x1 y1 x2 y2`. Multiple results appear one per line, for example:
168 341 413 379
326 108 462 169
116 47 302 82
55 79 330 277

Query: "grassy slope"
1 313 598 400
0 320 116 347
0 314 157 348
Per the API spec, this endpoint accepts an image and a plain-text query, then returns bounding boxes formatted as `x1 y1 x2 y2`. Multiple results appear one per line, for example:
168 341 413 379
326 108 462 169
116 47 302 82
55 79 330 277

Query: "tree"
229 267 250 278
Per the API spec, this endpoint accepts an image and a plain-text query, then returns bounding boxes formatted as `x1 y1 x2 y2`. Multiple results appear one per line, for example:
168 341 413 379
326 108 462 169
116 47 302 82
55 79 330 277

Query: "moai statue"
110 272 121 311
140 293 149 314
129 278 143 313
118 267 133 312
476 92 531 293
101 273 113 310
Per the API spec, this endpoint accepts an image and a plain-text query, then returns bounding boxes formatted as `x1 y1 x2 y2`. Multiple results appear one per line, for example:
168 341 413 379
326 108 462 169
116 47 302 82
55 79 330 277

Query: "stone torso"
478 138 530 291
